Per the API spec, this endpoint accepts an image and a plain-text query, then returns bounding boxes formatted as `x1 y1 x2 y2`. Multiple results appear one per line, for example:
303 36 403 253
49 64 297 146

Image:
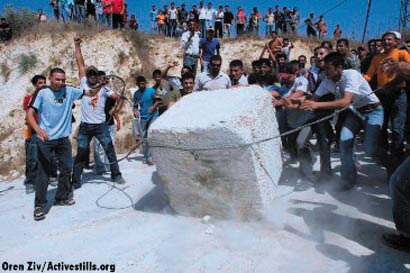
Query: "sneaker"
25 183 35 194
332 182 355 192
382 232 410 253
49 176 58 187
113 175 126 184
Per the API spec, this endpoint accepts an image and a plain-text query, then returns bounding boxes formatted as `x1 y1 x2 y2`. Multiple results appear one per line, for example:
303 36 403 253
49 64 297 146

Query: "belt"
357 102 381 114
185 54 199 58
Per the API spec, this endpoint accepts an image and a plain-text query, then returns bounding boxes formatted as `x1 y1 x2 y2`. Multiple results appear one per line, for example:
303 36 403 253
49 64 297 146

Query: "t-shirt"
316 70 380 108
103 0 112 14
80 77 114 124
199 38 220 62
194 71 231 91
344 53 360 71
364 48 410 89
132 87 158 119
23 94 38 123
199 7 207 20
224 11 234 24
169 8 177 20
111 0 123 14
264 13 275 25
181 30 200 55
215 11 224 22
31 86 83 140
284 76 314 128
149 9 157 22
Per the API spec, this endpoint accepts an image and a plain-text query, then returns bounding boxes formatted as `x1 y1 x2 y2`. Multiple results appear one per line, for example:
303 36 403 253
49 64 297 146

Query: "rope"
95 182 135 210
149 88 381 152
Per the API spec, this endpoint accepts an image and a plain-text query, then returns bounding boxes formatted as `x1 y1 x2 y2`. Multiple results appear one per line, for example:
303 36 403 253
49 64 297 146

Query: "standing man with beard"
194 54 231 91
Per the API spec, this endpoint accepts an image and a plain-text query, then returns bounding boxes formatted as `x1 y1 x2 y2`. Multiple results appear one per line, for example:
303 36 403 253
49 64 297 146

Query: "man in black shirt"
223 5 234 38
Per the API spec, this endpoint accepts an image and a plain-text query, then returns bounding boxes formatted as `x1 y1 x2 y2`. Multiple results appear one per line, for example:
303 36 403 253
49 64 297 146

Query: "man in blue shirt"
133 76 160 165
26 68 101 221
199 26 220 72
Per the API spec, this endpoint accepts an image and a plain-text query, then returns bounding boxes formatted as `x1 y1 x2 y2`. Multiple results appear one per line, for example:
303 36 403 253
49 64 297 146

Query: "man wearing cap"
199 26 220 73
364 31 410 168
194 54 231 91
72 37 125 189
181 20 201 75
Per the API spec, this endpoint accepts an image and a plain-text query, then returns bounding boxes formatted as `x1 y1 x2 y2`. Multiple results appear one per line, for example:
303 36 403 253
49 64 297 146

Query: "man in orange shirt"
364 31 410 165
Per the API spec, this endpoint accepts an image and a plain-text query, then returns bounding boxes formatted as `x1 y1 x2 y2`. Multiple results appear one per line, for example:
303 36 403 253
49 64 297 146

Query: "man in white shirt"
301 52 389 191
194 55 231 91
181 20 201 75
198 1 207 37
72 37 125 189
229 59 248 86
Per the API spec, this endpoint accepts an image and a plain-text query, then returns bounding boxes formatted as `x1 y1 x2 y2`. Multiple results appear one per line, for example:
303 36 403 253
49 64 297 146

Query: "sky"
0 0 402 42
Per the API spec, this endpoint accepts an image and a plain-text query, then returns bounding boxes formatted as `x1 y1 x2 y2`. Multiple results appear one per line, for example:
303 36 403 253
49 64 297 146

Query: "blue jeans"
380 91 407 158
93 125 116 173
25 133 38 185
59 3 71 22
339 107 388 185
390 157 410 235
74 4 85 22
140 116 156 162
266 24 274 36
35 137 73 207
72 123 121 185
199 19 206 37
169 19 177 38
183 56 198 75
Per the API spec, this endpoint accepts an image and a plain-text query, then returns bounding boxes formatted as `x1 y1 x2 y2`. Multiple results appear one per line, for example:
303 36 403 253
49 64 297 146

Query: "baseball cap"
86 65 99 75
207 26 215 32
384 31 402 40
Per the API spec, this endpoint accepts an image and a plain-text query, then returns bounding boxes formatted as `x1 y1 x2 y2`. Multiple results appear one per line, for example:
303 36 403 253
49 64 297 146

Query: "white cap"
384 30 402 40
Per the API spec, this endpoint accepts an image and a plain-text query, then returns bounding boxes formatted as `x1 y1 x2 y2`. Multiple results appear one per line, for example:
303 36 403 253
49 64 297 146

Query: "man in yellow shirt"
364 31 410 166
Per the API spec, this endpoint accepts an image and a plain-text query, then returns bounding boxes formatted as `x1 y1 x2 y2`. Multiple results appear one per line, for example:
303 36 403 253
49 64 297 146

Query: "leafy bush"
1 5 37 38
18 53 38 74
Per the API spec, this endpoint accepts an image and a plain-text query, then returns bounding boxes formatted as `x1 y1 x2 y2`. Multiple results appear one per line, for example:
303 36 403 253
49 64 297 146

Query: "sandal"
33 207 45 221
54 198 76 206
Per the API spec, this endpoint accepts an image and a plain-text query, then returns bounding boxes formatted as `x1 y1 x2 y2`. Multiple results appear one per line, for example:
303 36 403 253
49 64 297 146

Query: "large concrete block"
149 86 282 219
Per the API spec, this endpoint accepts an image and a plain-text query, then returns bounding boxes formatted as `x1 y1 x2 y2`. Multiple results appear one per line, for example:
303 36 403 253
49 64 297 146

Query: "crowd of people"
47 0 138 30
19 2 410 253
0 1 343 41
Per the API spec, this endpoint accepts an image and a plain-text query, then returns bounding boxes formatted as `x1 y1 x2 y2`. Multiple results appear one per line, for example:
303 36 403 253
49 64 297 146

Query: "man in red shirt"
23 75 46 193
111 0 124 29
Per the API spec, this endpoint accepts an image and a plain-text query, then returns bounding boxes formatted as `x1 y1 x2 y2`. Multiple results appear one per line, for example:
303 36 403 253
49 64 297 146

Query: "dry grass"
0 62 11 81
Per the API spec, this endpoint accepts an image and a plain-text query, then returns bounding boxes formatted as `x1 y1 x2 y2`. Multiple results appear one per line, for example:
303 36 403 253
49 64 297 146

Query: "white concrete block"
149 86 282 220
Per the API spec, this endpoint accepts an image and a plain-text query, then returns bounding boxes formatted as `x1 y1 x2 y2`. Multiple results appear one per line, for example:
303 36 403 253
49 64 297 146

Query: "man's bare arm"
74 37 86 78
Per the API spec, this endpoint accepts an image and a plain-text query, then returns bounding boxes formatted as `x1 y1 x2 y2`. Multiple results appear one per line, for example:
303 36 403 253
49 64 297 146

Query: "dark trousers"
390 157 410 235
112 13 123 29
25 134 38 185
72 123 121 185
35 137 73 207
214 21 223 38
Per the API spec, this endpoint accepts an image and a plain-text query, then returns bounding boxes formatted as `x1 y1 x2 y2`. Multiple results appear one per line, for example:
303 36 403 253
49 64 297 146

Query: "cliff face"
0 31 312 180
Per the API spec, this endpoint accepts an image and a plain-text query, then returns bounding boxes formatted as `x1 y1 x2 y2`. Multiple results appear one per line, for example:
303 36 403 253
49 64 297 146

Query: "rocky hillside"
0 30 313 180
